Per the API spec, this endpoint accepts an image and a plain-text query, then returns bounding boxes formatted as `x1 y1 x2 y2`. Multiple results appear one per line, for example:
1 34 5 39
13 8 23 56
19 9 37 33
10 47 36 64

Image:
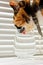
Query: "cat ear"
18 1 26 7
35 0 40 5
9 1 15 6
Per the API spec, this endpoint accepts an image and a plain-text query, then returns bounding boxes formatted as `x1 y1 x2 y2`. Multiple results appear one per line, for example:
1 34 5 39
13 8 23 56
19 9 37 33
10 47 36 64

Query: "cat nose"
15 25 25 33
20 27 25 33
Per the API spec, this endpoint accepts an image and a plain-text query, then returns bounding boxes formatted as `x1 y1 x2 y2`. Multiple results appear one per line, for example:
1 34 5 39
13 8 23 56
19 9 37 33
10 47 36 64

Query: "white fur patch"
30 0 33 6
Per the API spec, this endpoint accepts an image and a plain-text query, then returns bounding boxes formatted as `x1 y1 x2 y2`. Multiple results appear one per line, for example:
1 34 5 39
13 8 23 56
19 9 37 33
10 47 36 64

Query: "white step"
0 25 16 29
0 6 13 13
0 40 14 45
0 12 13 18
15 41 35 49
0 18 13 24
0 1 9 5
15 49 35 57
16 36 34 43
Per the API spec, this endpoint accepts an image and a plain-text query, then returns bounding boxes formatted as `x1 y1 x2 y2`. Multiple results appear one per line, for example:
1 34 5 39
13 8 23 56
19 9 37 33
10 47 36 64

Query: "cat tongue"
22 30 26 34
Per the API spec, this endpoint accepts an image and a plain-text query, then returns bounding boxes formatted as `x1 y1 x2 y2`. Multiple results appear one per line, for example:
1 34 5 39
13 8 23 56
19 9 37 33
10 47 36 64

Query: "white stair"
0 0 17 57
0 0 43 58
